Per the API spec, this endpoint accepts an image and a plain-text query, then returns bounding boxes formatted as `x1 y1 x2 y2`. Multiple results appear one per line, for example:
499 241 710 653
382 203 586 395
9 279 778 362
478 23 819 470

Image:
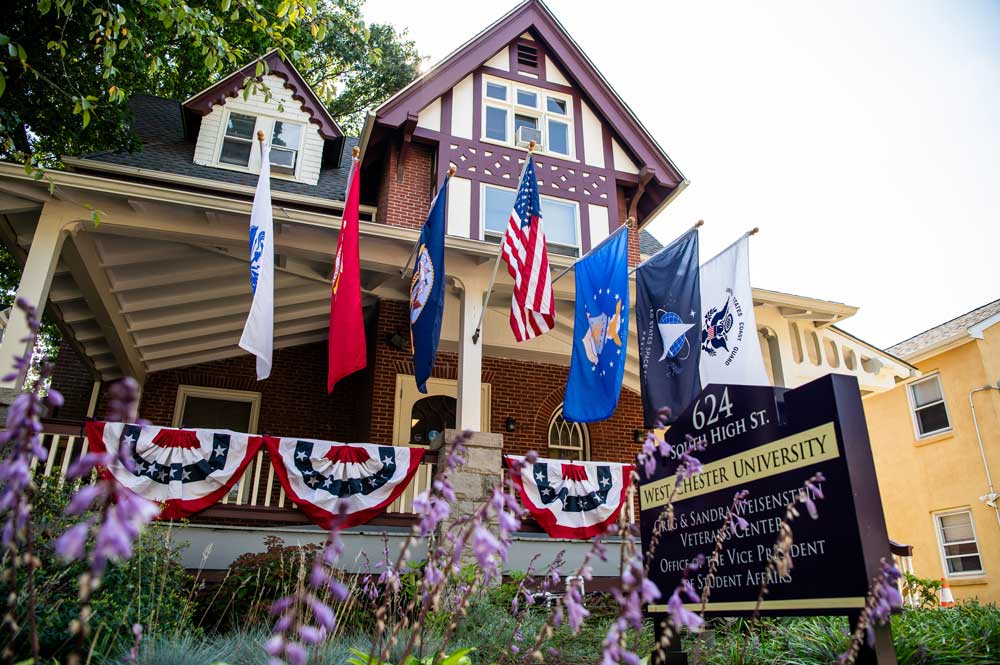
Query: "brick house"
0 0 914 576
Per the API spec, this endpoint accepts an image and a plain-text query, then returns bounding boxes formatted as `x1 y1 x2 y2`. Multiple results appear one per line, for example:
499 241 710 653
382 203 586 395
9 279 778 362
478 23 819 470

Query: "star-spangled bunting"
264 437 426 528
505 455 633 539
85 421 264 520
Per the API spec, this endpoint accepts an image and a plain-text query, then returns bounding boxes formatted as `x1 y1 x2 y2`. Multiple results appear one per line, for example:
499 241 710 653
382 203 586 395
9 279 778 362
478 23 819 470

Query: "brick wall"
371 299 644 466
618 186 640 267
137 341 369 442
48 339 96 421
376 142 434 229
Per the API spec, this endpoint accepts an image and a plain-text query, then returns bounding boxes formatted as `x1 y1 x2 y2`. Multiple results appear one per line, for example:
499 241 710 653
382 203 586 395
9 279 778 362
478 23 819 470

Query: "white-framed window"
481 76 574 158
215 110 305 177
934 509 984 577
172 385 261 433
481 184 580 257
548 404 590 461
907 374 951 438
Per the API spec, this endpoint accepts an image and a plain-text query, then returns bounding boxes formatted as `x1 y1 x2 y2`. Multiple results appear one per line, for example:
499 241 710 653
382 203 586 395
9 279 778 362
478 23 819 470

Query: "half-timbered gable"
361 0 686 263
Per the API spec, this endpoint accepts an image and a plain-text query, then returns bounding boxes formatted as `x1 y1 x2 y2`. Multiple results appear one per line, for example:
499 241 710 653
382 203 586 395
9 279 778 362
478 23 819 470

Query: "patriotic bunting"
505 455 634 539
85 421 264 520
264 437 426 529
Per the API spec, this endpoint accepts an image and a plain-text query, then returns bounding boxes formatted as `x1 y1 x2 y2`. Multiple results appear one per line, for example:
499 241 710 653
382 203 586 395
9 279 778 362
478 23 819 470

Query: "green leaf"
7 44 16 58
89 209 101 226
0 34 9 46
0 74 5 99
38 0 52 14
220 0 231 11
255 60 263 77
276 0 291 18
82 109 91 128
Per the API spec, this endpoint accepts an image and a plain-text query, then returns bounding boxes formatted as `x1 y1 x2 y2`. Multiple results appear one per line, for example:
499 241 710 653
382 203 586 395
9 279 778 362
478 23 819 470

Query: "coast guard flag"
699 235 769 386
500 156 555 341
636 229 701 426
238 143 274 380
264 437 426 529
563 228 629 423
505 455 633 539
327 157 366 392
85 421 264 520
410 177 449 393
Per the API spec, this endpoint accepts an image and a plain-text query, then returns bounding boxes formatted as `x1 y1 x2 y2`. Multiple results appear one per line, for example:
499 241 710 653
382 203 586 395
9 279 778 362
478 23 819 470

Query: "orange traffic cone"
939 579 955 608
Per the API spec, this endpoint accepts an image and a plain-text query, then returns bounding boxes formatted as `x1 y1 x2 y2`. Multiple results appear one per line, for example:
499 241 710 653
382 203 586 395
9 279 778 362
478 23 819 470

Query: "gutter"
358 110 377 164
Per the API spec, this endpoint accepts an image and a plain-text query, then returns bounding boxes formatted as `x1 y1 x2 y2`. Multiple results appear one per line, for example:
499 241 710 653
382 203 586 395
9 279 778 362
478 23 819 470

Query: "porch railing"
34 426 434 519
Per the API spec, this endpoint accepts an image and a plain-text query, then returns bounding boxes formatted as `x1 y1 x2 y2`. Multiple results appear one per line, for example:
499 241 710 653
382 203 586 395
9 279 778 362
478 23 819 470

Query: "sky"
362 0 1000 348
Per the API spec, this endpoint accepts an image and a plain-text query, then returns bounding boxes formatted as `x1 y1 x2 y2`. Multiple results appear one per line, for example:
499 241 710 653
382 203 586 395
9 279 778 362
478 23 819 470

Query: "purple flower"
55 521 92 561
66 484 105 515
472 524 503 579
666 587 704 633
565 582 590 632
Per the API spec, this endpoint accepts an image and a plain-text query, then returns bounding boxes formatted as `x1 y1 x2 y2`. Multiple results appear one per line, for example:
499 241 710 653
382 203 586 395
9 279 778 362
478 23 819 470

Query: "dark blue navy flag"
409 178 449 393
564 228 630 423
635 229 700 426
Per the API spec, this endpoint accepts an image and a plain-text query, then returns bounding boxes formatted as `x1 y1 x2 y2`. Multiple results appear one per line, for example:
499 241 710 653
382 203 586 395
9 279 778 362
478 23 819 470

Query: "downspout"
969 384 1000 526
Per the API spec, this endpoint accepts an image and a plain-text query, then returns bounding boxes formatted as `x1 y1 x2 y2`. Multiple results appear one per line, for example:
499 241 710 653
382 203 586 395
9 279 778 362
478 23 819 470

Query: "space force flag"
85 421 264 520
410 177 449 393
636 229 701 426
264 437 426 529
505 455 633 539
239 142 275 380
699 234 769 386
563 227 629 423
327 155 366 392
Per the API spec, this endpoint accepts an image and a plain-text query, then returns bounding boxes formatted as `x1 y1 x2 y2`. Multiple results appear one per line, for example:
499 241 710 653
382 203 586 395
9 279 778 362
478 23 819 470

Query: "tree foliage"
0 0 422 169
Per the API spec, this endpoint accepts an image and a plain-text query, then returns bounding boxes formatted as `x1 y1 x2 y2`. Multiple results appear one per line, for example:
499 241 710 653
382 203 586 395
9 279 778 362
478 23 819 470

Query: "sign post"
639 374 896 664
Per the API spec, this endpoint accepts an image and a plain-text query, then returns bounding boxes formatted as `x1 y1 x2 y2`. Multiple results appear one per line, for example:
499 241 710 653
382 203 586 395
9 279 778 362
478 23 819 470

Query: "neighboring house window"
934 509 984 576
481 77 573 157
908 374 951 438
216 111 305 176
548 404 590 461
482 184 580 256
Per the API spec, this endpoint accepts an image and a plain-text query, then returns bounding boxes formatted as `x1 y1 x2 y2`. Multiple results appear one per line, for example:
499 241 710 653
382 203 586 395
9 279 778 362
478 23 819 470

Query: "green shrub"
902 572 943 609
9 476 199 661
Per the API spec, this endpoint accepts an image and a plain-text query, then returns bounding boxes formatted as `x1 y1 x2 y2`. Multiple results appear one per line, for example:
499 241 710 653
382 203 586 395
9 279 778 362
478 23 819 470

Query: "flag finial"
695 219 705 229
447 165 457 177
528 139 536 153
256 130 265 142
748 226 759 236
352 145 360 158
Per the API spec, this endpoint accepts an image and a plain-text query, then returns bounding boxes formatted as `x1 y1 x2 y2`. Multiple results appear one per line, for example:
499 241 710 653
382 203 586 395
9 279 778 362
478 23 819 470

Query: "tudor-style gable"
362 0 685 261
183 50 344 187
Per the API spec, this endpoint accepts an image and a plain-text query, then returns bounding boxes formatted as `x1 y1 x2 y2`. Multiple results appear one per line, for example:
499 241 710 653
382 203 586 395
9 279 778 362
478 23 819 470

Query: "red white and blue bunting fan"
85 421 264 520
264 437 426 529
505 455 634 539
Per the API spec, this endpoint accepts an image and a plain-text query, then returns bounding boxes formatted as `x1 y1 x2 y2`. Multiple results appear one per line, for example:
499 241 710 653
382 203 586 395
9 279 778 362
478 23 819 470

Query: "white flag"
699 235 769 387
239 144 274 380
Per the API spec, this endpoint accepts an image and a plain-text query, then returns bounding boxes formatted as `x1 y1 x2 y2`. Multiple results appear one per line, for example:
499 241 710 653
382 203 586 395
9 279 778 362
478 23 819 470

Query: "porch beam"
144 330 328 372
63 230 147 381
125 287 328 332
138 315 329 361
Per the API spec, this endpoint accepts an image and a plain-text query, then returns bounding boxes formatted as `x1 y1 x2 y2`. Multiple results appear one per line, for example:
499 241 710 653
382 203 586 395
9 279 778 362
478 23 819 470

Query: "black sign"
639 374 892 617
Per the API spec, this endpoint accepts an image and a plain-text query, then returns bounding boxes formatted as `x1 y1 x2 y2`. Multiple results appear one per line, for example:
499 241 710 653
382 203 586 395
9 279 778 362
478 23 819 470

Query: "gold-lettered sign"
639 422 839 511
647 596 866 613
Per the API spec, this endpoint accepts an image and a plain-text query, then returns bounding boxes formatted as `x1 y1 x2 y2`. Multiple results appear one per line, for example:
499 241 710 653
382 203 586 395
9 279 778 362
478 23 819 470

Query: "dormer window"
215 110 305 176
481 76 573 158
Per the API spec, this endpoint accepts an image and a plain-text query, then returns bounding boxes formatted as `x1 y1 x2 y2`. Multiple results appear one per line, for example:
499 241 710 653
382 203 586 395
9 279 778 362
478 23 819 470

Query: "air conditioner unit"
516 125 542 149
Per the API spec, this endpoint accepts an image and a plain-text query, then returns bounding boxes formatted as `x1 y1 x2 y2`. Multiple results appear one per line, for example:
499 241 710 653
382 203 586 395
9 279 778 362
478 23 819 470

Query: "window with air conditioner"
215 111 305 177
481 77 573 157
481 184 580 257
907 374 952 438
934 509 984 576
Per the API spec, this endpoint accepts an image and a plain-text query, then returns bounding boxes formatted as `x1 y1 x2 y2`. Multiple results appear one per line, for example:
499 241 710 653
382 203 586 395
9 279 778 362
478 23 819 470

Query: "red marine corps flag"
265 437 426 528
505 455 633 539
85 422 263 520
327 147 366 392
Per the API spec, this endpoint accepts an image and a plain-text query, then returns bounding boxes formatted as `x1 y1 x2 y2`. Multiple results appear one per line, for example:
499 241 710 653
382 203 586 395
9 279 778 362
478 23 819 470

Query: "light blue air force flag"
635 229 700 426
564 228 629 423
238 144 274 380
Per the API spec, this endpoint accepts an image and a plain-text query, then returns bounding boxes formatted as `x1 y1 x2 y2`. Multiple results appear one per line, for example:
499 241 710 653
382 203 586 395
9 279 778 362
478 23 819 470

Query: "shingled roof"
76 95 356 202
888 298 1000 360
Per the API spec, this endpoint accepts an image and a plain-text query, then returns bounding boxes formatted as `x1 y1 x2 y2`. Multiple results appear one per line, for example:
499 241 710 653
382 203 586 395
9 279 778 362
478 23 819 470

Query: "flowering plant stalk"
837 558 903 665
0 298 62 662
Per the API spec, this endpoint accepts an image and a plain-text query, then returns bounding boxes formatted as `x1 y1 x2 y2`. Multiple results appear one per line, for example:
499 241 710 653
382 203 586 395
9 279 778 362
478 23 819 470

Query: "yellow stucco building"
864 300 1000 603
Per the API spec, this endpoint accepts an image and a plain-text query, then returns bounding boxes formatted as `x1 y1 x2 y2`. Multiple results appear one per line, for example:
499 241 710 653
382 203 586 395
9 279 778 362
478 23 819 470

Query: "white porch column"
454 276 485 431
0 205 73 388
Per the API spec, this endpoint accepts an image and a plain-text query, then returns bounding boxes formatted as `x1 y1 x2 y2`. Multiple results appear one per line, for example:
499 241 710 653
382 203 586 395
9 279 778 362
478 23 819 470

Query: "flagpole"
471 141 536 344
400 165 457 279
627 219 704 276
549 218 633 287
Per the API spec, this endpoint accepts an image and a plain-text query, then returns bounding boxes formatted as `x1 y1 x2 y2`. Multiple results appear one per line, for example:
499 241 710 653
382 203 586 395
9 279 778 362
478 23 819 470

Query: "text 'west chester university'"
639 422 839 510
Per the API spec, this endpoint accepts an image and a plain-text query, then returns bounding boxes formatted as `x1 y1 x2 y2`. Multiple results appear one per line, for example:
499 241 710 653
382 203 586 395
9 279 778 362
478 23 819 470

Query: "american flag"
500 156 555 341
